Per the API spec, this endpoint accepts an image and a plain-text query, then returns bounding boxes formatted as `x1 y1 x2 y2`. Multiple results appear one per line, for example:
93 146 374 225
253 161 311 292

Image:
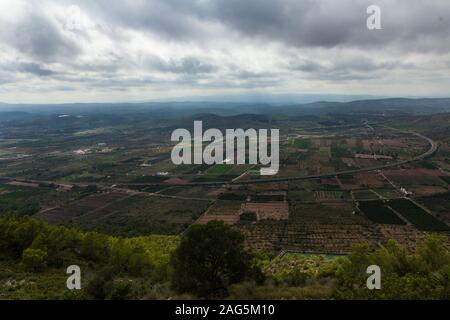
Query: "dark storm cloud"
4 0 449 65
210 0 450 51
72 0 450 51
1 5 80 62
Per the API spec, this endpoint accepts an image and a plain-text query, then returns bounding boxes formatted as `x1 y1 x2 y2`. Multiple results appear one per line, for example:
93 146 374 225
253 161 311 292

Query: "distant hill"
338 98 450 115
1 98 449 118
264 98 450 116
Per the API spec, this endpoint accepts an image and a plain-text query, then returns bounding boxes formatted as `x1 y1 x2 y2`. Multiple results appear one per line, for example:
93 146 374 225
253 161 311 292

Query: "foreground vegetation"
0 216 449 300
0 215 178 299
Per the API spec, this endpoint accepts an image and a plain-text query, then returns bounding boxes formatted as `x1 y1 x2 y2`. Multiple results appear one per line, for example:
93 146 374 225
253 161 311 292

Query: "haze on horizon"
1 0 450 104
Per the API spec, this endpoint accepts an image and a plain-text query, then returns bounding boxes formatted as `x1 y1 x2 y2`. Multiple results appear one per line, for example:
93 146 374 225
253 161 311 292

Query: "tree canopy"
171 221 259 297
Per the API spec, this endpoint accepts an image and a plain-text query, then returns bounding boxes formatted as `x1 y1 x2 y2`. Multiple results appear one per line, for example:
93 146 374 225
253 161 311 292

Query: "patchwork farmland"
1 109 450 256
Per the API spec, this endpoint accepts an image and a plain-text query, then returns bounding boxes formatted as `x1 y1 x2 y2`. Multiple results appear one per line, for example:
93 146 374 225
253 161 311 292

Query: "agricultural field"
314 190 344 201
205 200 243 216
251 193 286 202
0 182 92 216
371 188 402 199
358 200 406 225
35 191 134 224
354 172 388 188
280 202 382 254
288 189 316 202
377 225 429 252
195 199 243 225
241 202 289 221
353 190 379 200
37 192 211 236
157 185 219 199
387 199 450 231
218 192 248 201
408 185 448 197
416 193 450 225
239 201 383 254
383 169 449 187
292 138 313 149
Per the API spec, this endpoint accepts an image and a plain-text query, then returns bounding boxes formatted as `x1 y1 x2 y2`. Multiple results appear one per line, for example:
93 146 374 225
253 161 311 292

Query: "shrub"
21 248 47 272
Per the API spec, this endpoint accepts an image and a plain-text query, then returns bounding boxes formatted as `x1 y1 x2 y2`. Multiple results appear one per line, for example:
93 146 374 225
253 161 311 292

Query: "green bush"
334 235 450 299
21 248 47 272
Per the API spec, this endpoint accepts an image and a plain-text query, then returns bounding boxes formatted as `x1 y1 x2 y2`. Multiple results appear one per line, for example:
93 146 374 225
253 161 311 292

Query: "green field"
288 190 316 202
439 176 450 185
219 192 248 201
358 200 406 225
354 190 379 200
331 144 351 158
388 199 450 231
199 164 250 181
372 189 401 199
293 138 312 149
205 164 233 176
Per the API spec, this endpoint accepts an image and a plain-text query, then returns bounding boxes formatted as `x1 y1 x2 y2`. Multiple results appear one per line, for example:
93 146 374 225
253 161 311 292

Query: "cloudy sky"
0 0 450 103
